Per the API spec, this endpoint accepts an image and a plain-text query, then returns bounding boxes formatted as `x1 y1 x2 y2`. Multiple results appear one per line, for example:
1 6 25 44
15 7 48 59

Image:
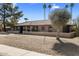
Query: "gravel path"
0 34 79 56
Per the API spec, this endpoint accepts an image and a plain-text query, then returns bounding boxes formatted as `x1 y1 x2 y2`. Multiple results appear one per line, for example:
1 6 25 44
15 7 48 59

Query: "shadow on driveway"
52 42 79 56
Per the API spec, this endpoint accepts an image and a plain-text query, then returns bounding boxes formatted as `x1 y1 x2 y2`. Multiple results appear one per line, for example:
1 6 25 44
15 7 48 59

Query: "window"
41 26 45 31
27 26 30 31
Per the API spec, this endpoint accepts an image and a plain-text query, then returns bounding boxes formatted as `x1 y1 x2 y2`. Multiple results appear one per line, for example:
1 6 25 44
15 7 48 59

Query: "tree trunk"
3 8 6 32
48 8 50 18
56 29 63 44
71 7 72 20
3 20 6 32
44 8 46 20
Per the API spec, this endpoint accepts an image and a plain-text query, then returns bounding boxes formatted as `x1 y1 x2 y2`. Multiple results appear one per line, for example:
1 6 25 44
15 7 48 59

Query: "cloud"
51 4 60 10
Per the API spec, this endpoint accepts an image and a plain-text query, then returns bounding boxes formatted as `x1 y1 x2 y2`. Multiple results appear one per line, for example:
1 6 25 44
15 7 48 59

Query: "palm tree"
43 3 46 20
24 18 28 21
65 4 69 9
65 3 75 26
48 4 52 13
65 3 74 20
69 3 74 20
42 3 47 44
49 9 71 43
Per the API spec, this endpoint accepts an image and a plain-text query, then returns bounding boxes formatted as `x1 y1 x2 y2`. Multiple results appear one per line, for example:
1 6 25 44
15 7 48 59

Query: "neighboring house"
15 20 75 33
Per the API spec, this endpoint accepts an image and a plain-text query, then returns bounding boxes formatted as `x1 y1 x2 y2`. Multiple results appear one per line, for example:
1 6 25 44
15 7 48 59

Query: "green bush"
75 17 79 36
76 27 79 36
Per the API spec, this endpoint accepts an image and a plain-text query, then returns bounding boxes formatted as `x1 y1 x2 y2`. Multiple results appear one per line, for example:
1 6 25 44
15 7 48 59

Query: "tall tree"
69 3 74 20
49 9 71 43
65 4 69 9
24 18 28 21
6 6 23 29
43 3 46 20
0 3 23 31
0 3 12 32
65 3 75 26
65 3 75 20
48 4 52 13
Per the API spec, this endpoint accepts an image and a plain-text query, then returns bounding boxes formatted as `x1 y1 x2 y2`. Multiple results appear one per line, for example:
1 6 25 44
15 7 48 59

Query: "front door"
19 26 23 33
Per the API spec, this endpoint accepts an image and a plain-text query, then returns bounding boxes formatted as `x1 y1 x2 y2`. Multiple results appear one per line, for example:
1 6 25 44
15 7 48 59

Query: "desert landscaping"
0 3 79 56
0 34 79 56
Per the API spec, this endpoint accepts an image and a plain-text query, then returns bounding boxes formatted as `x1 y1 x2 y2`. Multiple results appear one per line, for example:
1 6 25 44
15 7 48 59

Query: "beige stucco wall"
38 25 49 32
17 25 64 32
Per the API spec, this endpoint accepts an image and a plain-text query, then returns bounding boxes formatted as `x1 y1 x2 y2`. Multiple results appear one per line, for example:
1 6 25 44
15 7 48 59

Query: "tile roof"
16 20 51 26
16 20 74 26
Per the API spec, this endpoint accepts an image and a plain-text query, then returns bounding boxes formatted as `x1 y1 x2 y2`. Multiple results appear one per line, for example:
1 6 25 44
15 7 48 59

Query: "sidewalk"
0 44 50 56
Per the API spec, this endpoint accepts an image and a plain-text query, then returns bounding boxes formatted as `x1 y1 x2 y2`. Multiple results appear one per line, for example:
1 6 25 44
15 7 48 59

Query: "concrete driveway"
0 44 50 56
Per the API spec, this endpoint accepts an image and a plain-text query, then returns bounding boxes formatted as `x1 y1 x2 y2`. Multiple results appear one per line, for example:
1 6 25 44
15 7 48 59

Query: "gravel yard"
0 34 79 56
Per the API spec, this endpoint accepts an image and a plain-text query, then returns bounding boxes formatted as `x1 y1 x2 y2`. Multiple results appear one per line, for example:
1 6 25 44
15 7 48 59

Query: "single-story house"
14 20 75 33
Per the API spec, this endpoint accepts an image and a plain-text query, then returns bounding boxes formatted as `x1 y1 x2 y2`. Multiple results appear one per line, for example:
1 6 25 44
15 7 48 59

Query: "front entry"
19 26 23 33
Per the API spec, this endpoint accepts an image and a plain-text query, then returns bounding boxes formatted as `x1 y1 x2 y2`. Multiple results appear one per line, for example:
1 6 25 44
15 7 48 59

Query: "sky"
15 3 79 23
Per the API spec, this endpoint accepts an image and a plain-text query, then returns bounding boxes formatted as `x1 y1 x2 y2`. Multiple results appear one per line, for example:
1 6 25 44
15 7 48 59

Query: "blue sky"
16 3 79 23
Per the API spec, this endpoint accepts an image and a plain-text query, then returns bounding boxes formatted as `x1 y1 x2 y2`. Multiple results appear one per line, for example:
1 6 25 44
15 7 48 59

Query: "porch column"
25 26 27 31
38 26 41 32
30 26 32 32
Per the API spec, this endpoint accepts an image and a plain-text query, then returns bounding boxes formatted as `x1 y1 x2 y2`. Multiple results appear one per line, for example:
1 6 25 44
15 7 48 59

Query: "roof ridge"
23 20 49 23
